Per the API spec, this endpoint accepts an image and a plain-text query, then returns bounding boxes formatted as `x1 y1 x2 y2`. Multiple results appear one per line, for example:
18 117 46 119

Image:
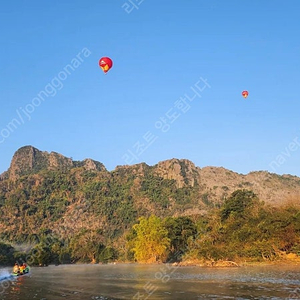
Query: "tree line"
1 189 299 266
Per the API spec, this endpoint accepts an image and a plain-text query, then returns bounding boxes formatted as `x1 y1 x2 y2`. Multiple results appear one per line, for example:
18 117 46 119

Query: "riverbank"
4 253 299 269
174 254 300 268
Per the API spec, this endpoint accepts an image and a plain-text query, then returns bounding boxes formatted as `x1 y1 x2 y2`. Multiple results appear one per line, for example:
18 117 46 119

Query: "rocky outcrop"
114 163 150 177
4 146 107 181
8 146 48 180
48 152 73 170
81 159 106 172
1 145 300 206
153 158 200 188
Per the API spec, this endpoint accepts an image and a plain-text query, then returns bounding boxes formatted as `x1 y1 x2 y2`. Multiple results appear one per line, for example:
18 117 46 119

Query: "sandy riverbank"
175 254 300 268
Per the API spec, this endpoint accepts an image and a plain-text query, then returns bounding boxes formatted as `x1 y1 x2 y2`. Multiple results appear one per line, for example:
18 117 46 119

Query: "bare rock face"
81 159 106 171
114 163 150 177
5 146 107 181
244 171 300 205
8 146 48 180
48 152 73 170
197 167 300 206
153 158 200 188
2 145 300 207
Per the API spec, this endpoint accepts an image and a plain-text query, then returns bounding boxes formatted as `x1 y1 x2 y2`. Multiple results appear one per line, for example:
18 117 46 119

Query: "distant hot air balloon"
99 57 113 74
242 90 249 98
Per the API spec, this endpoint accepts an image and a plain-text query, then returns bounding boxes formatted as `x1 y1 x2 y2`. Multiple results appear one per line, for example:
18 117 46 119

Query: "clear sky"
1 0 300 176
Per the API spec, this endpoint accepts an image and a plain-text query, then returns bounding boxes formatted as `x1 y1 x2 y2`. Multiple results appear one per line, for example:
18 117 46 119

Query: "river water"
0 263 300 299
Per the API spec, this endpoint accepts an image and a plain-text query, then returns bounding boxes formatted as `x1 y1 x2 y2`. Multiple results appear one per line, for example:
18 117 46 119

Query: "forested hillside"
0 146 300 266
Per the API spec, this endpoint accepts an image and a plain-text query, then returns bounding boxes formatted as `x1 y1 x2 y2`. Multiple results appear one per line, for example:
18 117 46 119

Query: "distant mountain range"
0 145 299 242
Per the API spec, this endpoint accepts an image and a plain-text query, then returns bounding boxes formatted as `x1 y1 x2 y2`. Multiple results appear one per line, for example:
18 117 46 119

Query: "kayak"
12 267 30 276
0 274 13 281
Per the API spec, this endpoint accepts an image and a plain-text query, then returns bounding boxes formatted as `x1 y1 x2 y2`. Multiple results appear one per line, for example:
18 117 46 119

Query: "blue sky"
1 0 300 176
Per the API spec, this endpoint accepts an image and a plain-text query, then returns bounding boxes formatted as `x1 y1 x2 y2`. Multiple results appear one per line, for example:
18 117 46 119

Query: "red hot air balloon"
242 90 249 98
99 57 113 74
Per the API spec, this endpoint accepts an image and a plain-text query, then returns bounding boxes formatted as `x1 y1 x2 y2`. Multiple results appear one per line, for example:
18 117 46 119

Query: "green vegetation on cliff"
1 146 300 266
1 188 300 266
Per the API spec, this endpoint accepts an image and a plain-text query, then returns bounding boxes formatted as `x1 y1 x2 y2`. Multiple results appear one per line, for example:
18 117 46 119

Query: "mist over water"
1 264 299 299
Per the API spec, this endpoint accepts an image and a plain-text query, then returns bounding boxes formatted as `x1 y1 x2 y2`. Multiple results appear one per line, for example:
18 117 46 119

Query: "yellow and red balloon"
242 90 249 98
99 57 113 74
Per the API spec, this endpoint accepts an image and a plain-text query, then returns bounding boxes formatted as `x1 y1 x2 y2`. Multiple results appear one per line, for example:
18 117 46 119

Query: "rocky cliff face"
8 146 49 180
79 158 106 172
153 159 199 188
1 146 300 206
5 146 106 181
113 159 300 206
1 145 300 244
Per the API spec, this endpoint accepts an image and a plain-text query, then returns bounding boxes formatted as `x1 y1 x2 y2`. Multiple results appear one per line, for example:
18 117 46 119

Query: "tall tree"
132 215 170 263
164 216 197 260
68 229 104 263
220 189 258 221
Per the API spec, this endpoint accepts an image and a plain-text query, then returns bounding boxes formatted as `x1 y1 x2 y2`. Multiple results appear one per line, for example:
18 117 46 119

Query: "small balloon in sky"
99 57 113 74
242 90 249 98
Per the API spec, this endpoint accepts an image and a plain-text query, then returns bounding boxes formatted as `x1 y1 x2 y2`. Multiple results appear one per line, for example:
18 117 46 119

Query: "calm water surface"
0 263 300 299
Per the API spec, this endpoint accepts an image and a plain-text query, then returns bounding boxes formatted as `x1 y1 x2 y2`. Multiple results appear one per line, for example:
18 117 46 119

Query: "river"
0 263 299 299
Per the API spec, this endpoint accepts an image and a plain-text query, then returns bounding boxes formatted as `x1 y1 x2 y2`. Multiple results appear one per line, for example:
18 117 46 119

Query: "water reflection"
0 264 299 299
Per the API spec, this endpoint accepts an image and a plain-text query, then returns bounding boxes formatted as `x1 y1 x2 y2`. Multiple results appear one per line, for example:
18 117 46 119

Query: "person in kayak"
13 262 20 274
19 262 28 273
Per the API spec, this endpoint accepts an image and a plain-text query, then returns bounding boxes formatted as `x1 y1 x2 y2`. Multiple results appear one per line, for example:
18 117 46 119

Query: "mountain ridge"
1 145 300 206
0 145 300 248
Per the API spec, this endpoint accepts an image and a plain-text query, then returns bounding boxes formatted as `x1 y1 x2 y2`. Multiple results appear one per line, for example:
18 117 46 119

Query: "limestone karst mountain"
1 145 300 207
0 145 300 243
2 145 106 181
